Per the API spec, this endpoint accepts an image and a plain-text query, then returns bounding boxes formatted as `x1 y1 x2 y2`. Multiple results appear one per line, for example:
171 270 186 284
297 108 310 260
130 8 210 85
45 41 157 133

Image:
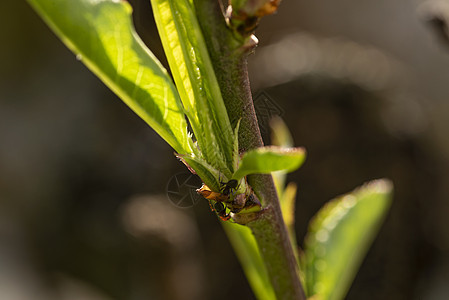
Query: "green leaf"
27 0 192 155
303 179 393 300
222 222 276 300
270 116 294 199
233 146 306 180
280 182 297 246
270 116 294 149
151 0 235 175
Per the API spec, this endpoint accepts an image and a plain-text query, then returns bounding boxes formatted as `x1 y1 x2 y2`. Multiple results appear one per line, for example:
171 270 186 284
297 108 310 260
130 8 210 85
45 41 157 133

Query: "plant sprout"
27 0 393 299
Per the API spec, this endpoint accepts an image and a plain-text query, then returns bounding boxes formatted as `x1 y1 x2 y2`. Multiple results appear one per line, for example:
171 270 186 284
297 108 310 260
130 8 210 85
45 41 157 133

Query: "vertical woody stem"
193 1 306 298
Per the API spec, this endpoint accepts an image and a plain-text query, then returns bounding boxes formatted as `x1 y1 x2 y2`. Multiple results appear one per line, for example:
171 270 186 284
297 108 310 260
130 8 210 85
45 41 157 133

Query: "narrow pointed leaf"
223 222 276 300
303 179 393 300
151 0 235 174
270 116 294 149
28 0 191 154
231 118 242 173
233 146 306 180
270 116 294 199
280 182 298 246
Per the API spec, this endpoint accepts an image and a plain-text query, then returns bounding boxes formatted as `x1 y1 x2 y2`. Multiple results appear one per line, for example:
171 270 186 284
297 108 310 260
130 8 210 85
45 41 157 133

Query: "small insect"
214 202 231 221
220 178 240 196
196 184 233 221
197 179 249 222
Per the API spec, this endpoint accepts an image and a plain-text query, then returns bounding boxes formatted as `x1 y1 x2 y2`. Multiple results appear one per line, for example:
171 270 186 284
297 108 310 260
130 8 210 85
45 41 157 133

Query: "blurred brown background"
1 0 449 299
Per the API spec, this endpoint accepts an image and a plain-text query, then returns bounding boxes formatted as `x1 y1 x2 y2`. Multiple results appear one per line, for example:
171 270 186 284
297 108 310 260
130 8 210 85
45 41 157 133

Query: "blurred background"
2 0 449 299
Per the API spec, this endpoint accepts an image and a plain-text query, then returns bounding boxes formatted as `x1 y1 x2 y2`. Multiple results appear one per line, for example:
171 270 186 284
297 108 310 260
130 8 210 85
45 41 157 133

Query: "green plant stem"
194 1 306 298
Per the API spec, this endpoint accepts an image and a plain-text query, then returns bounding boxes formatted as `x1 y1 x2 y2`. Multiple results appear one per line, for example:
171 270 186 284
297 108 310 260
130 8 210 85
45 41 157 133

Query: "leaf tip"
360 178 394 197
